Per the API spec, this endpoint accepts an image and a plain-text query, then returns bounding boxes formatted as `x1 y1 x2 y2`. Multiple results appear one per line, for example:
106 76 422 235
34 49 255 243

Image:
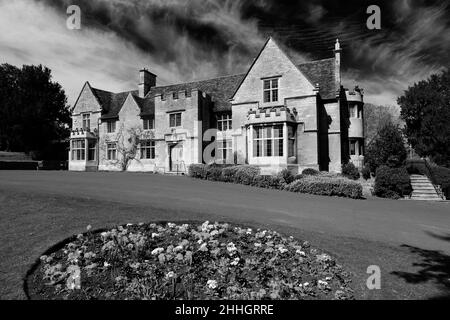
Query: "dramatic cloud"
0 0 448 107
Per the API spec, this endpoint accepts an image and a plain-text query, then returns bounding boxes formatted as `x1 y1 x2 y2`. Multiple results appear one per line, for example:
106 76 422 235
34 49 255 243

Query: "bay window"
253 125 283 157
71 139 85 161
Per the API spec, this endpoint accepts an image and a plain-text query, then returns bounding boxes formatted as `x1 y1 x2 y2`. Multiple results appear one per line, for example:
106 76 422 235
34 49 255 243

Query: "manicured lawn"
0 171 449 299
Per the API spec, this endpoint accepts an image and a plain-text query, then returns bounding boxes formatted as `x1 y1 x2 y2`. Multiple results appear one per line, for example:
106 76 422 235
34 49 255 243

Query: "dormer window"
217 113 232 131
106 120 116 133
143 118 154 130
263 78 278 103
173 92 178 100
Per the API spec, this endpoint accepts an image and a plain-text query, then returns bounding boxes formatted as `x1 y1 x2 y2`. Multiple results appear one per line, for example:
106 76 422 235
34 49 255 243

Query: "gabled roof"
90 88 138 119
297 58 336 99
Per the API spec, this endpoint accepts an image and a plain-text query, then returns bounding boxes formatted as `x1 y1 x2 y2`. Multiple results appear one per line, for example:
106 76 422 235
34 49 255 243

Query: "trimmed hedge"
188 164 363 199
285 176 363 199
374 166 412 199
302 168 319 176
0 160 39 170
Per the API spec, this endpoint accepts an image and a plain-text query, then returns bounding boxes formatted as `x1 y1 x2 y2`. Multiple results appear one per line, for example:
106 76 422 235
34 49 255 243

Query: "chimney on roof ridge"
334 39 342 92
139 68 156 98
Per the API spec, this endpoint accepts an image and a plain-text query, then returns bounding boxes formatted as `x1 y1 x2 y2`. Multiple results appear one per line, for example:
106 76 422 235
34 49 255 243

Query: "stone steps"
409 174 442 201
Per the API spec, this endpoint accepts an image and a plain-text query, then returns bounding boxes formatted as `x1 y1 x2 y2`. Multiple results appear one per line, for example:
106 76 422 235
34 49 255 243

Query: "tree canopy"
365 121 407 173
363 103 400 146
398 69 450 167
0 64 70 159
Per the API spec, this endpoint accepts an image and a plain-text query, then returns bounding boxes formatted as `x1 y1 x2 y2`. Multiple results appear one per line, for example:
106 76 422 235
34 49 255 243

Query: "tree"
100 124 154 171
398 69 450 167
363 103 400 146
365 121 407 173
0 64 70 158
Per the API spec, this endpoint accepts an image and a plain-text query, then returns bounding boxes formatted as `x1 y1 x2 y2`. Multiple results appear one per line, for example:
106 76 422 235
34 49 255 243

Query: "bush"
278 168 295 184
285 176 363 199
252 175 284 189
361 166 371 180
342 163 360 180
205 165 224 181
294 174 304 180
234 165 261 185
302 168 319 176
188 164 207 179
374 166 412 199
0 160 39 170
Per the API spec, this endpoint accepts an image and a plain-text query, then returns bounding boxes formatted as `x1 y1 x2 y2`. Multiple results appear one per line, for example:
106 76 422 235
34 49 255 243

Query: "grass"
1 188 449 300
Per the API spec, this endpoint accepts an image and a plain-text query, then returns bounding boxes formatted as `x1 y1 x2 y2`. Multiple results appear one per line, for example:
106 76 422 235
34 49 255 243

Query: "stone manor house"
69 38 365 174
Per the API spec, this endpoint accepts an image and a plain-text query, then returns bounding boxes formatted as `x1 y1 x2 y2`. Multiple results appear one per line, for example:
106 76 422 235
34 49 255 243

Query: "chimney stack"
139 68 156 98
334 39 342 92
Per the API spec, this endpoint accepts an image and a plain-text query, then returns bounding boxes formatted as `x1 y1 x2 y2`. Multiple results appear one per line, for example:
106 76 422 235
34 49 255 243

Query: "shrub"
205 165 223 181
342 162 360 180
374 166 412 199
221 166 240 183
294 174 304 180
234 165 261 185
361 166 371 180
302 168 319 176
188 164 207 179
278 168 295 184
285 176 363 199
252 175 284 189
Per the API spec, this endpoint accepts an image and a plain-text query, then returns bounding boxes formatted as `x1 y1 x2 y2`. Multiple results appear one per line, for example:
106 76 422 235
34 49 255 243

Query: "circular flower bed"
27 221 354 300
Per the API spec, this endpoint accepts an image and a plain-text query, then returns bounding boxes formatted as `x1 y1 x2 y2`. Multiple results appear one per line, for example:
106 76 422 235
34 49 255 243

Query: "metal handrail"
423 158 445 200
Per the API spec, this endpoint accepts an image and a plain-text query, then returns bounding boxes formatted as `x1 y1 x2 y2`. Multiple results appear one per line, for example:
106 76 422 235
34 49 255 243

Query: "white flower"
151 248 164 255
151 233 160 238
254 243 262 247
198 243 208 252
167 223 176 228
230 257 240 266
303 282 309 286
325 276 332 281
166 271 176 279
207 280 218 289
227 242 237 253
278 247 288 254
126 223 133 227
173 245 184 252
296 250 306 256
104 261 111 268
210 230 219 237
246 228 252 234
197 239 203 244
318 280 329 289
86 225 92 231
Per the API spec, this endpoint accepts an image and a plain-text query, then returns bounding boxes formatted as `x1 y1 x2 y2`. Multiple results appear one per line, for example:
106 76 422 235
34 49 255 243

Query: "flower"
296 250 306 256
198 243 208 252
151 248 164 255
166 271 176 279
227 242 237 253
167 223 176 228
318 280 329 290
173 245 184 252
246 228 252 235
230 257 240 266
207 280 218 289
278 247 288 254
151 233 160 238
86 225 92 231
104 261 111 268
254 243 262 247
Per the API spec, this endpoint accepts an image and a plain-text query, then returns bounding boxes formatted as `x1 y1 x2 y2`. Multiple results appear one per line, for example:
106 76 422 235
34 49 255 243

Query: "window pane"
263 90 270 102
265 139 272 156
272 79 278 88
170 114 175 127
263 80 270 90
272 89 278 102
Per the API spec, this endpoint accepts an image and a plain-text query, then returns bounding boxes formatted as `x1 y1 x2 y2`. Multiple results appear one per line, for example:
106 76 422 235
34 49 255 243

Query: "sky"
0 0 448 107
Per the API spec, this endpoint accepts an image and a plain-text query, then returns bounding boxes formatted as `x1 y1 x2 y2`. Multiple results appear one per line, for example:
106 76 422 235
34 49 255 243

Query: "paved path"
1 171 449 254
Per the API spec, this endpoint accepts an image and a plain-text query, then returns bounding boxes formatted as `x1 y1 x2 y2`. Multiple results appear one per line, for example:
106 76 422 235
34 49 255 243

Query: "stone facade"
69 38 365 174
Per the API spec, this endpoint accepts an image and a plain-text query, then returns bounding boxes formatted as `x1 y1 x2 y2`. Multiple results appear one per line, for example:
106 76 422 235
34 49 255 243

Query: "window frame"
169 112 182 128
140 140 156 159
216 139 232 162
82 113 91 130
217 113 232 132
106 120 116 133
143 118 154 130
106 142 117 161
253 124 284 157
263 78 279 103
71 139 85 161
